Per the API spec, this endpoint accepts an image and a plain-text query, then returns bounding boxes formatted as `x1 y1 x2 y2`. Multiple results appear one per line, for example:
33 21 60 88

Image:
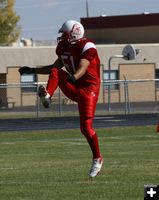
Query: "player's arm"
68 47 97 84
35 59 63 74
74 58 90 80
67 58 90 84
19 59 63 75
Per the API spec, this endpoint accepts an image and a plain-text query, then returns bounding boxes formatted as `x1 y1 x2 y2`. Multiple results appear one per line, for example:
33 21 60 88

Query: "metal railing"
0 79 159 118
101 78 159 114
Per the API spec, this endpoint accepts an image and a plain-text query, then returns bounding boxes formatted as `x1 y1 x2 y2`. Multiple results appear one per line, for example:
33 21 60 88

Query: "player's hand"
67 74 76 84
18 66 35 75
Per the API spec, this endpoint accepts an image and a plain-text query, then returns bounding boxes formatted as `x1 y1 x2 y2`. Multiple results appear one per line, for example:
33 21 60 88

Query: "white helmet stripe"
82 42 96 54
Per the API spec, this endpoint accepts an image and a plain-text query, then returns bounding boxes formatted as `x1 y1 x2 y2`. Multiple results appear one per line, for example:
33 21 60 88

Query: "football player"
19 20 103 178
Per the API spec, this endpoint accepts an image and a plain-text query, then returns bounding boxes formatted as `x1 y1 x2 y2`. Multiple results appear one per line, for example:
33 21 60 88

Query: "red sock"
87 133 101 159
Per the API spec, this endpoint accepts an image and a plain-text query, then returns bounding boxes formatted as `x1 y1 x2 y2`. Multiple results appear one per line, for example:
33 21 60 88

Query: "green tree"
0 0 20 45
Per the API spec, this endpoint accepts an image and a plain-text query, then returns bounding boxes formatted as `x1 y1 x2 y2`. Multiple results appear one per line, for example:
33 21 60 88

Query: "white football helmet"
57 20 85 44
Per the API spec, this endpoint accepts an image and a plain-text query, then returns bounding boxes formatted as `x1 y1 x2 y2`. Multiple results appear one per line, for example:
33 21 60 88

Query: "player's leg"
77 87 103 177
58 69 78 102
46 67 60 96
38 67 78 107
38 67 59 108
46 67 78 102
78 87 100 158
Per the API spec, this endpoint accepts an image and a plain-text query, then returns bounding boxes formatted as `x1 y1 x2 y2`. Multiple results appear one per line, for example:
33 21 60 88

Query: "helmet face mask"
57 20 84 45
57 32 70 44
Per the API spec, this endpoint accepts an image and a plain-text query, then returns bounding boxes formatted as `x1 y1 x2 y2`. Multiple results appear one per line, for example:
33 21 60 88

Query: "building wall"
0 74 7 106
6 67 21 107
7 67 49 106
96 44 159 69
0 45 159 106
85 26 159 44
0 46 56 73
119 63 155 102
81 13 159 44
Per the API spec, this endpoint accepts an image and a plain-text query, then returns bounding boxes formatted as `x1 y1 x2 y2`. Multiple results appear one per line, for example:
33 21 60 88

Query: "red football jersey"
56 38 100 86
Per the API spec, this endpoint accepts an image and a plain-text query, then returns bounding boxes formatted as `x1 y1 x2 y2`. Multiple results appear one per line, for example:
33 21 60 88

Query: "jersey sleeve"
81 42 97 62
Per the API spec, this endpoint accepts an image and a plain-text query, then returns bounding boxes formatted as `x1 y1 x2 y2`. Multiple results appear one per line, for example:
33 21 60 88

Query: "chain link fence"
0 79 159 118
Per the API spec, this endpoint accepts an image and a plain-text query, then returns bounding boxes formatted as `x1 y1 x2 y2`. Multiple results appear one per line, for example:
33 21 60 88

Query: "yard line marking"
107 137 122 140
0 167 15 170
1 142 15 145
57 141 87 146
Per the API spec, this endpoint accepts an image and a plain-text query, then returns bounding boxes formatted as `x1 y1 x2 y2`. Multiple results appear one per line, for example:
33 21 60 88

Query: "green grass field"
0 126 159 200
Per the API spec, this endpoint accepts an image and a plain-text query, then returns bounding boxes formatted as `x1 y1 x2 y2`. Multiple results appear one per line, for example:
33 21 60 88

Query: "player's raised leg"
38 67 78 108
38 85 51 108
38 67 59 108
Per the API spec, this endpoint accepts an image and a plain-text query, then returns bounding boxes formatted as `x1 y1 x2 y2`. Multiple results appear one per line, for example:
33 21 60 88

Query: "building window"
21 74 37 92
155 69 159 89
103 70 119 90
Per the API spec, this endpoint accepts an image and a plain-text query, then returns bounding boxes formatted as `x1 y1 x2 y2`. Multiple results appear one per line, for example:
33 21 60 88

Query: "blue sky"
14 0 159 41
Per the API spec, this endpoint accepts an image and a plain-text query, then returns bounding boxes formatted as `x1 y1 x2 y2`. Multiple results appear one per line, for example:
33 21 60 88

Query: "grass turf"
0 126 158 200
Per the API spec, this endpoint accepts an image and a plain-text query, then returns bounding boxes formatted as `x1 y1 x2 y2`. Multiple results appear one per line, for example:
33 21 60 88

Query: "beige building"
0 13 159 107
81 12 159 44
0 44 159 107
